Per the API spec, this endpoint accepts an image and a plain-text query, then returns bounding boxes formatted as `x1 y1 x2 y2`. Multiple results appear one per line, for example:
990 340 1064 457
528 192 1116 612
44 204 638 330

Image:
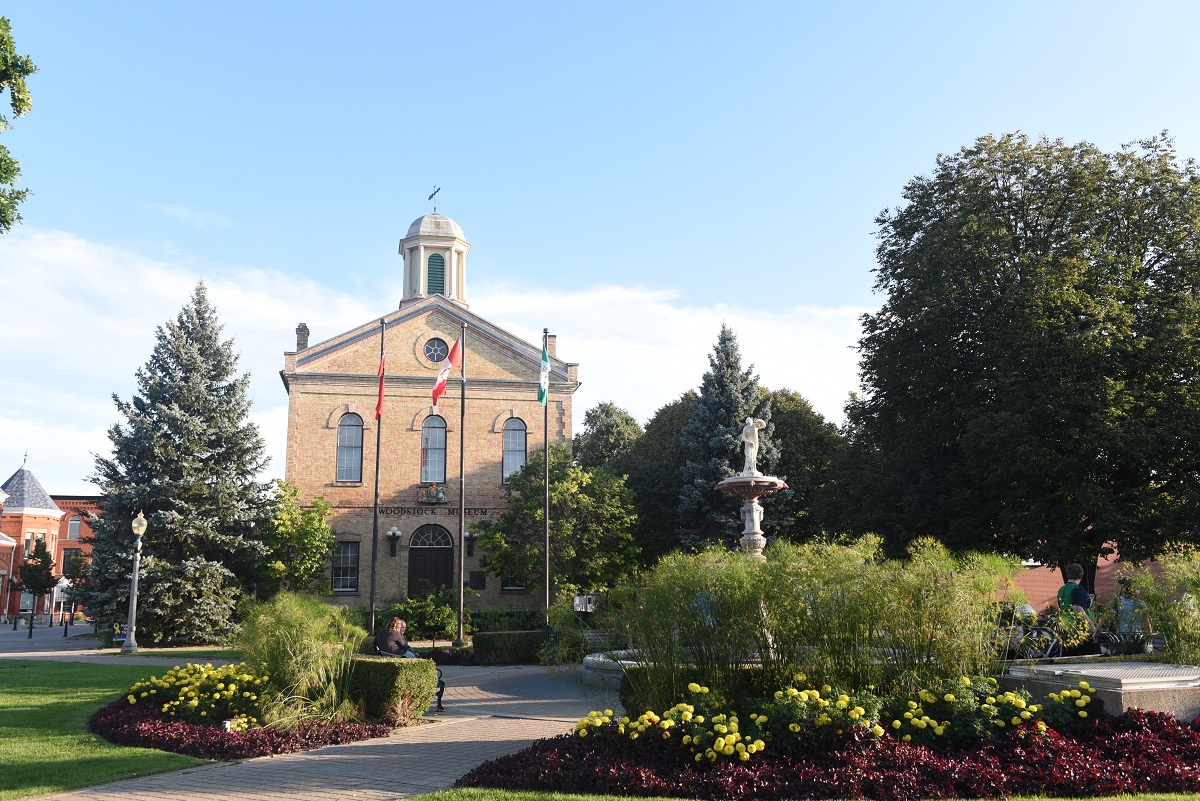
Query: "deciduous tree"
841 132 1200 568
476 445 638 595
0 17 35 233
572 401 642 469
260 480 335 595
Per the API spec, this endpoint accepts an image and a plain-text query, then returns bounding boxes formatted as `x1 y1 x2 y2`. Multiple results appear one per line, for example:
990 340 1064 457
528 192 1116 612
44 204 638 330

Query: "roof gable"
1 466 63 518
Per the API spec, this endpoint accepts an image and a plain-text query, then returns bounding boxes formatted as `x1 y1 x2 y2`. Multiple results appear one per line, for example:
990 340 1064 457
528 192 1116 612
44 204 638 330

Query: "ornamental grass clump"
614 537 1018 712
126 662 269 732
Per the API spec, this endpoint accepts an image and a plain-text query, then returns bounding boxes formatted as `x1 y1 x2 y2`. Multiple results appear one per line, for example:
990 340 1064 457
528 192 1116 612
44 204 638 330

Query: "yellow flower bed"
126 662 270 732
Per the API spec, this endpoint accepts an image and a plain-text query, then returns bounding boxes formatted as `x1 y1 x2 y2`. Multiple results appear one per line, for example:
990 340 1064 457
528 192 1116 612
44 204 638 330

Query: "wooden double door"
408 524 454 597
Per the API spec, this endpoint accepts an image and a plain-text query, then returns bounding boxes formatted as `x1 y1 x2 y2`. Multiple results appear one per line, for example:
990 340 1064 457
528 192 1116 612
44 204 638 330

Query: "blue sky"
3 2 1200 494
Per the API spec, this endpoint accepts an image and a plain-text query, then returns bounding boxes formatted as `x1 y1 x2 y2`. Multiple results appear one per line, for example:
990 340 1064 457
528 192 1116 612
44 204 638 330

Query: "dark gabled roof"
1 465 62 515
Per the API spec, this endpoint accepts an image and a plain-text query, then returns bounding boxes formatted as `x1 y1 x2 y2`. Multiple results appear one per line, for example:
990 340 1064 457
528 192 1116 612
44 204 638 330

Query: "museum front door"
408 524 454 597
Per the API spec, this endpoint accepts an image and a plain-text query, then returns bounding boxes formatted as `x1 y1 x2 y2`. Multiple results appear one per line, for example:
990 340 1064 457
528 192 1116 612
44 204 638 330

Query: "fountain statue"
716 417 788 559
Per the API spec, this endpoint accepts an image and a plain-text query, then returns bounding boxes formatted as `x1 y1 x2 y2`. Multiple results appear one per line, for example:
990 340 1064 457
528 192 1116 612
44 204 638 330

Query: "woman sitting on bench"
376 617 418 658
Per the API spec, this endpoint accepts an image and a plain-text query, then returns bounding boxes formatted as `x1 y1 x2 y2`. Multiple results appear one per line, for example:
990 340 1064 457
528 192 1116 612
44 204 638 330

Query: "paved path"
1 628 620 801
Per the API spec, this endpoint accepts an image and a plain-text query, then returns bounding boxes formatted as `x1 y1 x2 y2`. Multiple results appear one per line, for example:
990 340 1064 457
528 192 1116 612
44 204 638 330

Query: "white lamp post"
121 512 147 654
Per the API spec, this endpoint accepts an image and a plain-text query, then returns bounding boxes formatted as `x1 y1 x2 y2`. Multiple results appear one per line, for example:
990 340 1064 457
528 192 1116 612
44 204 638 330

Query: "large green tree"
476 444 638 595
839 132 1200 569
572 401 643 469
0 17 35 233
611 391 697 564
768 388 845 541
676 326 780 549
82 282 273 644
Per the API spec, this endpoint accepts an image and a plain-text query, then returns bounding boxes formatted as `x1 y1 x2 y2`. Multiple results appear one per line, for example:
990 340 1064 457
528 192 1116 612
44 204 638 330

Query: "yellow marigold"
578 729 588 737
754 739 765 750
944 694 955 702
1078 710 1088 718
962 677 972 685
127 695 136 704
892 720 902 729
902 734 911 742
688 682 701 693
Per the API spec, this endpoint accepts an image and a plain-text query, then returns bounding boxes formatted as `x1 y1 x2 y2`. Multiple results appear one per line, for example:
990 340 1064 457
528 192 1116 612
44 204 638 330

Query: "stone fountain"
715 416 787 559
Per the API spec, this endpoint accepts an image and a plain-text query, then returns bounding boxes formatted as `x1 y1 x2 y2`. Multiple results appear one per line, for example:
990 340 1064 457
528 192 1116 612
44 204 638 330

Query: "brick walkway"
8 638 620 801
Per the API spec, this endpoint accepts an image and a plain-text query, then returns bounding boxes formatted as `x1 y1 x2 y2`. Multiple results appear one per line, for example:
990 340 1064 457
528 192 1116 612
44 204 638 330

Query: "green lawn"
0 660 206 800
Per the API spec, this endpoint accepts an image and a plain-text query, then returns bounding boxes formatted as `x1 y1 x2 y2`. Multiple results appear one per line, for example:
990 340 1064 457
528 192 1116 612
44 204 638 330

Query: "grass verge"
0 659 206 800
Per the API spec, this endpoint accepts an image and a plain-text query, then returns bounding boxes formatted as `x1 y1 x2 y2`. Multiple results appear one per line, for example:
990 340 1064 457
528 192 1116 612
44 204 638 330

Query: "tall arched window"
421 416 447 483
336 413 364 482
502 418 527 482
427 253 446 295
67 515 81 540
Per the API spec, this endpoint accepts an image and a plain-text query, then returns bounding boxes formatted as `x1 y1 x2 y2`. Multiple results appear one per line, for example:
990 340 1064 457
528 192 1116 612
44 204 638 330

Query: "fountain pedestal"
716 475 788 559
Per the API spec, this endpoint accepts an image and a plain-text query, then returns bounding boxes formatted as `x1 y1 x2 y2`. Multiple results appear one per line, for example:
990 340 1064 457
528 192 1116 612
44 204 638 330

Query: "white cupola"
398 213 471 308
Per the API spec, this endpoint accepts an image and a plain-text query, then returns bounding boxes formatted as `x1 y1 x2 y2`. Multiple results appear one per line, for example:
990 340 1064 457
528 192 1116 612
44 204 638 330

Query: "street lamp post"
121 512 147 654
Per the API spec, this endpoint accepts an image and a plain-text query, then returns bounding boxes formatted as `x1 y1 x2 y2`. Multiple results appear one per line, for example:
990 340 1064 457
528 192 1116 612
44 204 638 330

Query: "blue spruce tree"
82 282 272 645
676 325 781 550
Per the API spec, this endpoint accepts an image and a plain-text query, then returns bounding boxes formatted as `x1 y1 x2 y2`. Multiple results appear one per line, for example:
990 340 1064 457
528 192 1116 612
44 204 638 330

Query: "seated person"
375 617 417 658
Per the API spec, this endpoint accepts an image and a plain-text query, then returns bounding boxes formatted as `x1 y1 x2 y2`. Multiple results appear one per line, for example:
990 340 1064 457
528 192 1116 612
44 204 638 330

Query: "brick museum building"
282 213 578 611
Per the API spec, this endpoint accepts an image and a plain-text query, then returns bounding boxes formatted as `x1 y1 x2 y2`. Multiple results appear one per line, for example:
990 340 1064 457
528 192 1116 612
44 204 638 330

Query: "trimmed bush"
473 630 542 665
349 656 438 725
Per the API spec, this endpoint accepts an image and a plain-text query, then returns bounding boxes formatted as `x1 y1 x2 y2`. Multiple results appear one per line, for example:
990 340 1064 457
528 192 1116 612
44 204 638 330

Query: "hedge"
349 656 439 725
473 630 542 665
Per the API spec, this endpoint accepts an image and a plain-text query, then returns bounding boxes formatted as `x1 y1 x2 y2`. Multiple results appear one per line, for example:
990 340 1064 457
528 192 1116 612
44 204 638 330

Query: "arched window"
421 416 447 483
409 525 454 548
67 515 81 540
336 413 364 482
502 418 527 481
427 253 446 295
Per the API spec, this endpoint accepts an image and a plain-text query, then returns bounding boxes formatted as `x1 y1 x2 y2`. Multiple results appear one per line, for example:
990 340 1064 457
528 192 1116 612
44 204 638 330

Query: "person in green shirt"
1058 563 1101 655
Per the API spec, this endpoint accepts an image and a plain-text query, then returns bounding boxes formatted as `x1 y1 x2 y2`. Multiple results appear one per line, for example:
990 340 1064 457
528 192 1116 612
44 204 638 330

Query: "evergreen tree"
676 326 779 549
82 282 273 645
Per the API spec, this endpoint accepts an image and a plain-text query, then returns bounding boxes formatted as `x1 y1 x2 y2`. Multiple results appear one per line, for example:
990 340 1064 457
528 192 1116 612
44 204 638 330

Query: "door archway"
408 524 454 597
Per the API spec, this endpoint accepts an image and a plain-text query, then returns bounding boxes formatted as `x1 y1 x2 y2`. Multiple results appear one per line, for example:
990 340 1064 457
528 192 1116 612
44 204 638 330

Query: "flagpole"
454 321 468 648
542 328 550 627
369 318 385 635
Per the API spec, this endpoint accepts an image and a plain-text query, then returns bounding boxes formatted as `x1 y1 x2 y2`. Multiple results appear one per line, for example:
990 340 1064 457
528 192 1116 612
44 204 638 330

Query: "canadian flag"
432 338 463 406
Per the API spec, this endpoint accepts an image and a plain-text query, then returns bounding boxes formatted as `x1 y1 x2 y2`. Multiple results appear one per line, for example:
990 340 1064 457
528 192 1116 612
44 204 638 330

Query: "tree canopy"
767 388 844 541
572 401 643 469
611 391 697 564
0 17 35 233
476 444 638 595
838 132 1200 568
260 480 335 595
82 282 274 644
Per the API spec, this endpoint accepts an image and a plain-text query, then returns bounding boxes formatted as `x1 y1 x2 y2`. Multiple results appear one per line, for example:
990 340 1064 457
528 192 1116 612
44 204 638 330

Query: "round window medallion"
424 338 449 363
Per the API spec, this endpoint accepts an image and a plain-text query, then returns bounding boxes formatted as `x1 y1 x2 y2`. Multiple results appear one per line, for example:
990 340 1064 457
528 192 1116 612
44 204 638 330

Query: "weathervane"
428 185 441 212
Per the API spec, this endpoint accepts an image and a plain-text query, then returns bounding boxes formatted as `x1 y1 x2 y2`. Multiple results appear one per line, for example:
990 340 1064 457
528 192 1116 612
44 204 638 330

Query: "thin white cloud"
148 203 231 229
0 227 870 496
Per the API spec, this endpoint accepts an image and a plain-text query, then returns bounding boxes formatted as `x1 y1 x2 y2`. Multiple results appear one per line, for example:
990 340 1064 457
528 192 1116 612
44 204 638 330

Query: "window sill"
328 481 363 488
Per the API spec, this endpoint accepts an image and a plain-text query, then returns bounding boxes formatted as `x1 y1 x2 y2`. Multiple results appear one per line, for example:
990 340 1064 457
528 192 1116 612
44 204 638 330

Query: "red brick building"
0 462 98 621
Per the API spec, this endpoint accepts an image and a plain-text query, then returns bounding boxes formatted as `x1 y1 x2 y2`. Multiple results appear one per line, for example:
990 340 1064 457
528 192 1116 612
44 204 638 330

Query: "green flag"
538 340 549 405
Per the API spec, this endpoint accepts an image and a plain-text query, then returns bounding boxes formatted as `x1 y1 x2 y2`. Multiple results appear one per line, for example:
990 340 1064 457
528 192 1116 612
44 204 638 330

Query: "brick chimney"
296 323 310 351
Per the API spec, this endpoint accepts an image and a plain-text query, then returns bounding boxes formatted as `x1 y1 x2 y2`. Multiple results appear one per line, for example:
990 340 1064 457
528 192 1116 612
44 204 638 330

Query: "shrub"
377 585 464 643
472 607 542 633
235 592 366 725
126 662 269 732
613 538 1017 711
1124 548 1200 664
348 656 439 725
474 630 542 665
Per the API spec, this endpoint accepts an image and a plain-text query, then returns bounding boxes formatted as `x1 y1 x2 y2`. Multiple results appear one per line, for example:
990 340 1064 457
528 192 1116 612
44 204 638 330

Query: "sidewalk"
2 630 620 801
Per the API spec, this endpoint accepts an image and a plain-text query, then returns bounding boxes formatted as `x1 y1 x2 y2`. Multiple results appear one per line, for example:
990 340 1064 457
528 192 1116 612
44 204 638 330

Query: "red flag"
375 355 386 420
432 338 462 406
